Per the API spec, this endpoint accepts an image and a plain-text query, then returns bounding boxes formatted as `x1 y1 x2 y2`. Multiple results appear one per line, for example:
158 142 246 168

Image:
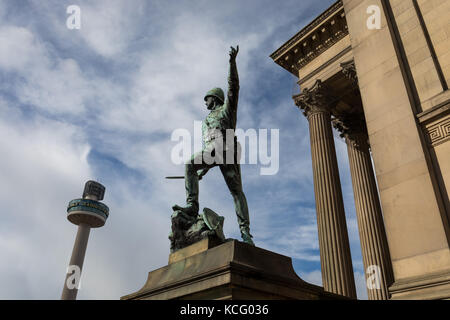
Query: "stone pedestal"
121 239 349 300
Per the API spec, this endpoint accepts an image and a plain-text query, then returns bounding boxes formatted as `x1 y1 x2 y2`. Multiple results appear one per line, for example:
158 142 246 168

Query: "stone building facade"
271 0 450 300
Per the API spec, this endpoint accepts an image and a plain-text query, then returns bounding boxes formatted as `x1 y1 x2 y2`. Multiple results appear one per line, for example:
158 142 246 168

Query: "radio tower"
61 180 109 300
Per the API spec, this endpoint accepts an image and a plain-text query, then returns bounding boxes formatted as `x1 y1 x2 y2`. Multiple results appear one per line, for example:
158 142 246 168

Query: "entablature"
270 0 348 77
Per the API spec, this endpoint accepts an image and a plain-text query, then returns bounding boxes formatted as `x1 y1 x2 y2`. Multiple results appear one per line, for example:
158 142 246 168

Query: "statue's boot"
180 161 201 217
240 228 255 246
172 203 199 217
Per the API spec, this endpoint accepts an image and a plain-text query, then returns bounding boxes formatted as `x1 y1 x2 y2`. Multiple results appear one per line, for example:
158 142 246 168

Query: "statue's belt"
204 130 237 143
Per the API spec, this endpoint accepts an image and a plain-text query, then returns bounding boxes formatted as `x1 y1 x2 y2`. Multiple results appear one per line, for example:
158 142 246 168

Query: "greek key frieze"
425 116 450 147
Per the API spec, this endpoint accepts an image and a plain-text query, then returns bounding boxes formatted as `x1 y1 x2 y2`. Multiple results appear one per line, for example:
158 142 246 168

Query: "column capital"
340 59 358 84
293 80 336 118
332 113 369 148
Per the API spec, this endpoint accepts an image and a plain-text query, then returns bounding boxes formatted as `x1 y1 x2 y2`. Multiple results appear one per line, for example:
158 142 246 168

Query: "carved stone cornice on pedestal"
293 80 336 118
340 59 358 84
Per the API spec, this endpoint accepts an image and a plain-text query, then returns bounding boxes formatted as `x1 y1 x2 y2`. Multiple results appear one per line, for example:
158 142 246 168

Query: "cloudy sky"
0 0 368 299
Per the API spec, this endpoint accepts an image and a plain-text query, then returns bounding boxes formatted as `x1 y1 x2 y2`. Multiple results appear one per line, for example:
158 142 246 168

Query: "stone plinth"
168 236 223 264
121 240 348 300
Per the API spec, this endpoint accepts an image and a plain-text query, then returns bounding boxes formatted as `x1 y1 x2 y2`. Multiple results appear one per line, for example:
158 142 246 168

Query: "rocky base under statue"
169 206 226 253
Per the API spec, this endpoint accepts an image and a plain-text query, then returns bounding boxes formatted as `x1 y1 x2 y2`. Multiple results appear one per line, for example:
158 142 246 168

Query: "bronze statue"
172 46 254 246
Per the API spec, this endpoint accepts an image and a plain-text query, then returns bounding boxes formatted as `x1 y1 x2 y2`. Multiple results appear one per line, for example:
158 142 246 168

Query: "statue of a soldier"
173 45 254 245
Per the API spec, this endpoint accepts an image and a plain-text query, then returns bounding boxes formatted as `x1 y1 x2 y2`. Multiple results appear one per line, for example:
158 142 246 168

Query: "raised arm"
226 46 239 119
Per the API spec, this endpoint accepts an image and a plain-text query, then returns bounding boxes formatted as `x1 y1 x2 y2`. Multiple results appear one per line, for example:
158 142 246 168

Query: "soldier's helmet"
204 87 225 105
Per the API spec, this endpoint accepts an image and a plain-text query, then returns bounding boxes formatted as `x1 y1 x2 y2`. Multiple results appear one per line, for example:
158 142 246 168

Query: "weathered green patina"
171 46 254 248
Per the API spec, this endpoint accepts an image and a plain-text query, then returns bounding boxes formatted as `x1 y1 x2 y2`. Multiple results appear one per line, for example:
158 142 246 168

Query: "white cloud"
0 26 39 70
97 10 268 135
0 100 171 299
0 101 92 299
76 0 146 57
257 213 321 262
301 270 323 286
0 25 93 115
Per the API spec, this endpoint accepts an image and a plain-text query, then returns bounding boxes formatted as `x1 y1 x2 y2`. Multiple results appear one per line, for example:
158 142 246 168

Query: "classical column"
334 113 394 300
336 60 394 300
294 80 356 298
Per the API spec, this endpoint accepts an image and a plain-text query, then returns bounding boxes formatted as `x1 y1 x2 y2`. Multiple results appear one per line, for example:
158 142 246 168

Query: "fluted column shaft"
295 80 356 298
346 132 394 300
308 109 357 298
